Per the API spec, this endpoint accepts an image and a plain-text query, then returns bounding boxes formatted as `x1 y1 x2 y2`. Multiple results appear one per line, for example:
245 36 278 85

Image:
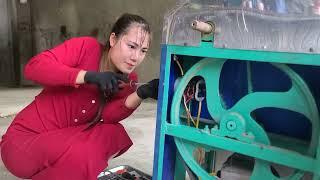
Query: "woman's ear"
109 33 117 47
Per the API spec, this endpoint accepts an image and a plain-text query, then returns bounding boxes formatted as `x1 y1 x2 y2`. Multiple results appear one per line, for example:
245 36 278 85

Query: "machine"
153 0 320 179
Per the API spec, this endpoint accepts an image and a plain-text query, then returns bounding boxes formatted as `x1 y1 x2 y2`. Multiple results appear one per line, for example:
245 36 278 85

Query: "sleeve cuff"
121 96 138 112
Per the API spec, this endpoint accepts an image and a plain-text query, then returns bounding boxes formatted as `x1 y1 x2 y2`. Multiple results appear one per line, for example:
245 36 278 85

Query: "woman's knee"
1 141 39 179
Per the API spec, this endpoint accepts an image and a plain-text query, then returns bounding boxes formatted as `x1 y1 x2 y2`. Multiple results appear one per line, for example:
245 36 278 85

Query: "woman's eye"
141 50 148 53
128 45 135 49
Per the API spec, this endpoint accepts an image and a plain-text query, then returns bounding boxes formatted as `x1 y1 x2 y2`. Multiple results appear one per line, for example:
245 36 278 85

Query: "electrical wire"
195 100 202 128
174 57 196 126
242 8 249 32
183 95 196 126
187 100 192 126
175 58 184 76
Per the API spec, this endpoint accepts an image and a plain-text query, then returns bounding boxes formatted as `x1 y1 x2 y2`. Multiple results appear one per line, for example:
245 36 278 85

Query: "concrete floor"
0 87 157 179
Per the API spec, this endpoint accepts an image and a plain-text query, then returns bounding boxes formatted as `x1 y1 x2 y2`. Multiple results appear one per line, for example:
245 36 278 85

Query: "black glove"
84 71 128 95
136 79 159 100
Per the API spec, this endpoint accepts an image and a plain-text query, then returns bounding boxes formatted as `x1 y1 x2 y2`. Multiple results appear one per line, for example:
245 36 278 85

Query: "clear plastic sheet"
163 0 320 53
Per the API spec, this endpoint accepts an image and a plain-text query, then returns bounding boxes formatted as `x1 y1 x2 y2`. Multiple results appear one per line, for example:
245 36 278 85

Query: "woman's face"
108 25 150 74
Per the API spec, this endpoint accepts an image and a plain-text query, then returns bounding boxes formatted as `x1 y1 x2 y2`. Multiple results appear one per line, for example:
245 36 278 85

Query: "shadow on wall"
33 25 73 52
33 25 103 53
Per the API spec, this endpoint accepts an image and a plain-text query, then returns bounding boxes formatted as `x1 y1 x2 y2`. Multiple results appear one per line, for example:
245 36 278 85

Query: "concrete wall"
0 0 10 48
29 0 177 83
0 0 15 86
16 0 33 85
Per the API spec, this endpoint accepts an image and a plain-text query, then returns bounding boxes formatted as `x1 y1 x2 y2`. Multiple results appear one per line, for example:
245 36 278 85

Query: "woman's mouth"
126 62 134 67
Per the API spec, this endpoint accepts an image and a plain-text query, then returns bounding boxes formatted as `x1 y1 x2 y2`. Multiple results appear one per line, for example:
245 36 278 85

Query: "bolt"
309 47 314 53
204 125 210 133
226 121 237 131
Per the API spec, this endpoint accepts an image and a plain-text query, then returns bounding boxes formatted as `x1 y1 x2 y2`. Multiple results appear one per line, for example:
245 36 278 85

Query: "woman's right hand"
84 71 128 94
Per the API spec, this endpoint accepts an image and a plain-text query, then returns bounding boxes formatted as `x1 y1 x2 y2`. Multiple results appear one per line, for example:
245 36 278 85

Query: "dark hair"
106 13 151 49
99 13 151 72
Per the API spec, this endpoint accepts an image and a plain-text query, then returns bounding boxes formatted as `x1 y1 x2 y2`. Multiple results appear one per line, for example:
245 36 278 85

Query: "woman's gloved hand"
84 71 128 94
136 79 159 100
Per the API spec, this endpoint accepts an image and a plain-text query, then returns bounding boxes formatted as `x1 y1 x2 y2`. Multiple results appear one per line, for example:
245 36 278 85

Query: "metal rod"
134 82 147 85
180 115 216 125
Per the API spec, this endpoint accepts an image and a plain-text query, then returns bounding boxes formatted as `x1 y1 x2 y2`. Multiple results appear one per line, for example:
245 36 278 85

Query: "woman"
0 13 158 180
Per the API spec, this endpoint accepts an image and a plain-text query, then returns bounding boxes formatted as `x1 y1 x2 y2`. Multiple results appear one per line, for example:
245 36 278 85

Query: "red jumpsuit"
0 37 138 180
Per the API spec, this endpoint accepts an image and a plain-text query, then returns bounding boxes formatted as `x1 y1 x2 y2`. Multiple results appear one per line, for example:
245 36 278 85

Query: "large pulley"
170 58 319 179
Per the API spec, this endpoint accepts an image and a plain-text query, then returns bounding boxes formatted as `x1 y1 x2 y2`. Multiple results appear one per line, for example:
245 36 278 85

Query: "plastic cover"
162 0 320 53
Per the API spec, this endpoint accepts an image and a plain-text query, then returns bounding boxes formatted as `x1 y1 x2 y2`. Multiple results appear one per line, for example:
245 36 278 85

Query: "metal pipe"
191 20 213 34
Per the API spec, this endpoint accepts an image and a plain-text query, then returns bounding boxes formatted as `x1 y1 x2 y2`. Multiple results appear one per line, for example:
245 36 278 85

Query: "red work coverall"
0 37 137 180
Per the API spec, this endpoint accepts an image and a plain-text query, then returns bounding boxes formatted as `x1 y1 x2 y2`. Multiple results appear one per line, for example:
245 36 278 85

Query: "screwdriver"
129 80 147 87
118 80 147 88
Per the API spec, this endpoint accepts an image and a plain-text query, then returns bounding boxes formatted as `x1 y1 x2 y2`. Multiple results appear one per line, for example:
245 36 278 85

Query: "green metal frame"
154 41 320 180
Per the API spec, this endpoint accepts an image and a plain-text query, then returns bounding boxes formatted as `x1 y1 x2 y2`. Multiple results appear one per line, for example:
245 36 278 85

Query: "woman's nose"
130 50 139 61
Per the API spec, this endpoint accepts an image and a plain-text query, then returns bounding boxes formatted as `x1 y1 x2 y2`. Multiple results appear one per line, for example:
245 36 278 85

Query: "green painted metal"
169 57 320 179
246 61 253 94
174 153 186 180
165 124 318 173
167 42 320 66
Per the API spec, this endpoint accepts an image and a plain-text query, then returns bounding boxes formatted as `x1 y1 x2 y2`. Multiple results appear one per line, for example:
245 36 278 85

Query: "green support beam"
165 123 319 175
